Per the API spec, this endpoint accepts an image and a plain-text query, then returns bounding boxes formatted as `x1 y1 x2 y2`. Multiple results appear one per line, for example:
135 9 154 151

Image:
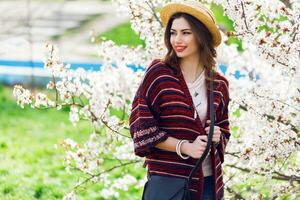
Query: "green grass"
0 86 145 199
0 86 90 199
51 14 103 41
97 21 145 48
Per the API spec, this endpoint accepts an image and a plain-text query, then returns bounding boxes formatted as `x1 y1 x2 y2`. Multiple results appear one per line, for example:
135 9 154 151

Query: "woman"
129 1 230 199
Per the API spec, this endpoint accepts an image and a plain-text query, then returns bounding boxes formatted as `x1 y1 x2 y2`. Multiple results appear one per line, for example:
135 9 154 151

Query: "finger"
213 133 221 139
206 125 220 131
201 140 208 145
205 126 213 132
197 135 208 140
213 130 220 135
199 139 207 144
215 130 222 135
212 136 221 143
197 137 208 143
212 136 217 142
205 126 219 132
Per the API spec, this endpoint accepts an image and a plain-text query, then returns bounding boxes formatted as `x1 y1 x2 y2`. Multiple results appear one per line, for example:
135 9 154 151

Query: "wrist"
181 141 190 156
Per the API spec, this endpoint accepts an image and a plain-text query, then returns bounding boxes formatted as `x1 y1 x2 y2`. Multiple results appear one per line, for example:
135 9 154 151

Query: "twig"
286 19 299 54
225 185 246 200
145 0 163 27
240 1 249 30
233 99 298 133
253 92 300 112
225 164 300 183
73 160 141 191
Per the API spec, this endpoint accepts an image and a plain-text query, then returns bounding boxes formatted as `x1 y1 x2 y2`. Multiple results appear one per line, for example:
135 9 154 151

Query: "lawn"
97 21 145 48
0 85 144 200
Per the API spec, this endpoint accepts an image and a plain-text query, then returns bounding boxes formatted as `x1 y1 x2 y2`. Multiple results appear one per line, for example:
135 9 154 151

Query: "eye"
170 31 176 35
183 32 191 35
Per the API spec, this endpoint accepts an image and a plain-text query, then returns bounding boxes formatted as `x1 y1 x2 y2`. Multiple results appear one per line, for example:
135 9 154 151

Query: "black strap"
187 70 214 187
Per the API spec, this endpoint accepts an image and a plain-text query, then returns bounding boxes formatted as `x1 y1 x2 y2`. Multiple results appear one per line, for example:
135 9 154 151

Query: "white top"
186 70 212 177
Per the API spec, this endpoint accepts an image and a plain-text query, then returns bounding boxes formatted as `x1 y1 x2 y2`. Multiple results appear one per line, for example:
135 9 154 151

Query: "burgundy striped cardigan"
129 59 230 200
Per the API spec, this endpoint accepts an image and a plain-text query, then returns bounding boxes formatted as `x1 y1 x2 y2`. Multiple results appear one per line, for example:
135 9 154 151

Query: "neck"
179 55 204 83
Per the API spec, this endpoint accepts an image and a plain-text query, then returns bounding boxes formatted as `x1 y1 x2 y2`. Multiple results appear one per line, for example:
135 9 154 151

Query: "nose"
174 34 183 44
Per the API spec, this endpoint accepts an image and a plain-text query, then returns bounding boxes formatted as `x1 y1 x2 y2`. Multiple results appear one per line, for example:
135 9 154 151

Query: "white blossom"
63 191 76 200
69 106 80 126
100 188 119 199
13 0 300 198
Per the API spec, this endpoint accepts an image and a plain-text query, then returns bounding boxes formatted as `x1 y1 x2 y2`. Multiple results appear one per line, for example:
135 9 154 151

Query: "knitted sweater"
129 59 230 200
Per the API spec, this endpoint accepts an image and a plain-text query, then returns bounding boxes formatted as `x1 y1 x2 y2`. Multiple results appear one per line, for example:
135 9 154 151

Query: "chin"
176 50 198 59
176 53 189 58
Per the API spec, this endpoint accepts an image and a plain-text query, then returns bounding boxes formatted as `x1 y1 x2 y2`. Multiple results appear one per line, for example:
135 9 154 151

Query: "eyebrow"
170 29 191 31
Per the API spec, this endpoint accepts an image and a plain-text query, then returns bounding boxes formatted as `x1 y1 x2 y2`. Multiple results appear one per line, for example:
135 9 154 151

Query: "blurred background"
0 1 138 199
0 0 135 86
0 1 237 199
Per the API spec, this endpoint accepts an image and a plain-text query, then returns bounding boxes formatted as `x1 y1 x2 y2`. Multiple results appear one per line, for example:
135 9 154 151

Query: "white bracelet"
176 140 190 159
176 140 183 156
178 140 190 159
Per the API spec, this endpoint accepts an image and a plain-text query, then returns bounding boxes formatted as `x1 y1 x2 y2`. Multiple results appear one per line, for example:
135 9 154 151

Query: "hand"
205 120 221 145
181 135 209 159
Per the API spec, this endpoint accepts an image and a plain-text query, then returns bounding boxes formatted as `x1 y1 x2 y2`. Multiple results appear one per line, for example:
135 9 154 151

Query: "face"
170 17 200 59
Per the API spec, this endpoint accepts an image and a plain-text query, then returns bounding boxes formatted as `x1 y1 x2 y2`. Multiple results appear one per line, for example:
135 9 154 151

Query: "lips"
175 46 187 52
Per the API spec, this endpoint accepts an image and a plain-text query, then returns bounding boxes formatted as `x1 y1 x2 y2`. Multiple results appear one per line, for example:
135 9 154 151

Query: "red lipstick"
175 46 187 52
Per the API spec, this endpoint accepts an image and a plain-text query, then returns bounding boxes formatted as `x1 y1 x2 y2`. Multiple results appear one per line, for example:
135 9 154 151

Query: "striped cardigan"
129 59 230 200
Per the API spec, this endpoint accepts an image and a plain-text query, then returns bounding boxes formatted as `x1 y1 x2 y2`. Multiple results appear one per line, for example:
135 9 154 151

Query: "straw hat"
160 1 222 47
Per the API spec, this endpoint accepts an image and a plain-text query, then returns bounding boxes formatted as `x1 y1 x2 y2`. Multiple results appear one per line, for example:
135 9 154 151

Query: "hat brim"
160 3 222 47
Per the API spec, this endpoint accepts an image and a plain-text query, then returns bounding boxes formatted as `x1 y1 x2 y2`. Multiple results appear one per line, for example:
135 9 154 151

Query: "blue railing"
0 59 237 86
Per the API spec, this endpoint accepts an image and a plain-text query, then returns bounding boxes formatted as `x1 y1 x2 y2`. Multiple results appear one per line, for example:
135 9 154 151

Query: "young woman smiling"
129 1 230 199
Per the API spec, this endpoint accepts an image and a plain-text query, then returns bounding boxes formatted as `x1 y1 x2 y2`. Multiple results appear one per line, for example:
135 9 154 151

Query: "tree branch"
72 160 141 191
225 164 300 183
225 185 246 200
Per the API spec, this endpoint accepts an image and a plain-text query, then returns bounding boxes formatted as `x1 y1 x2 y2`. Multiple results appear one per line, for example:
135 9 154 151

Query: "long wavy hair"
162 12 217 81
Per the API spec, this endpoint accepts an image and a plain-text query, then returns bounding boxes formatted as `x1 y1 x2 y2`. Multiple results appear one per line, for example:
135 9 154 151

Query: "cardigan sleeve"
215 79 231 163
129 60 169 157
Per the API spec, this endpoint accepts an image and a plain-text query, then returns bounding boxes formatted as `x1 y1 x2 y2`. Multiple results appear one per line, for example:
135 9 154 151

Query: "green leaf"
233 108 241 117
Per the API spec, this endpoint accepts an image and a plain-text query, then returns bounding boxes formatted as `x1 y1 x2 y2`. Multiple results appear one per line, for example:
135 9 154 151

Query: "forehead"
171 17 191 30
